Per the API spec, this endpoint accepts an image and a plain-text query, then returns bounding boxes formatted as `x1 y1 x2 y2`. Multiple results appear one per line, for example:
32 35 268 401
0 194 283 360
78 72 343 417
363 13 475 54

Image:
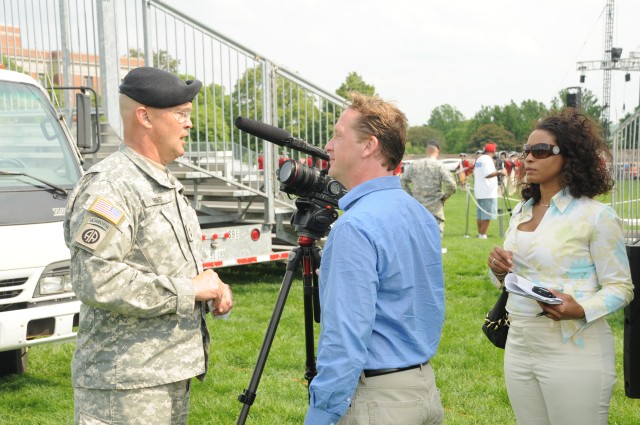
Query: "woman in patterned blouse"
487 108 634 425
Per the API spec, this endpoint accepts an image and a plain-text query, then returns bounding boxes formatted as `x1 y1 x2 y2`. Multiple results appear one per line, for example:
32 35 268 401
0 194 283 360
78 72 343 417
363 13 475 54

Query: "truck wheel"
0 348 28 377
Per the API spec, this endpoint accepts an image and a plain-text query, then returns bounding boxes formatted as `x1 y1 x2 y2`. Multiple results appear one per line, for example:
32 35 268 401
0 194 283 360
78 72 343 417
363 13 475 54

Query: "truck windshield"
0 81 81 191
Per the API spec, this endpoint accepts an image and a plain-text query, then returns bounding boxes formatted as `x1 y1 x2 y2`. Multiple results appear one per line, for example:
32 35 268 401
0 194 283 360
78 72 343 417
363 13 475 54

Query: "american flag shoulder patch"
89 197 125 225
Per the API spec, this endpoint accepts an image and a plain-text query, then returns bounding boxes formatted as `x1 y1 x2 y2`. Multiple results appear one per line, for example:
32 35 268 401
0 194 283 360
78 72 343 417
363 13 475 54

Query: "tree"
499 100 547 144
427 104 465 135
517 99 549 140
336 72 375 98
406 126 444 154
468 123 516 152
230 66 339 156
154 50 180 73
190 80 232 147
617 104 640 125
128 49 180 73
445 121 474 154
470 100 547 146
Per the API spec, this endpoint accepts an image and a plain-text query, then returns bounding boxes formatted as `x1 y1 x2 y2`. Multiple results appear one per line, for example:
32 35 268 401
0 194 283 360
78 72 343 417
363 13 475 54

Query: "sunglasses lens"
523 144 557 159
531 148 551 159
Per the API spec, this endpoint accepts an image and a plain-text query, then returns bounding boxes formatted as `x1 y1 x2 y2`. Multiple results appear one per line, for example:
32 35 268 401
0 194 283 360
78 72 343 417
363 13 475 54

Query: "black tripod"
497 178 513 237
499 178 512 215
237 231 323 424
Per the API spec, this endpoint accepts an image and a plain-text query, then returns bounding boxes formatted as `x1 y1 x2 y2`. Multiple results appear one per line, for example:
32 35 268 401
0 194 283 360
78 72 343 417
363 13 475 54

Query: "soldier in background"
64 67 233 425
401 140 457 239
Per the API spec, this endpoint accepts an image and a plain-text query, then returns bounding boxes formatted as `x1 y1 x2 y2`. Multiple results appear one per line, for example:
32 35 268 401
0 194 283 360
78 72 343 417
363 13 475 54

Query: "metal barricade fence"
0 0 345 205
611 110 640 245
611 108 640 398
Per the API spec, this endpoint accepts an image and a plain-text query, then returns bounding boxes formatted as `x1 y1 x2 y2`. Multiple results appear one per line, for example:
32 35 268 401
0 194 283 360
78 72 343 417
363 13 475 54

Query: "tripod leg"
464 185 470 238
237 248 303 425
500 181 512 215
301 245 323 395
310 246 322 323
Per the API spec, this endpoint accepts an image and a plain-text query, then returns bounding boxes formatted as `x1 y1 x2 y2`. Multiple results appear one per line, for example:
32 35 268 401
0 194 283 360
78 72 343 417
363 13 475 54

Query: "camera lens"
278 159 318 190
278 160 296 183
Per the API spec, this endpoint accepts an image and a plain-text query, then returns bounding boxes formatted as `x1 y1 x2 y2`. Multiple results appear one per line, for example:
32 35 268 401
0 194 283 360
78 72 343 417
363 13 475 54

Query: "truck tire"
0 348 28 377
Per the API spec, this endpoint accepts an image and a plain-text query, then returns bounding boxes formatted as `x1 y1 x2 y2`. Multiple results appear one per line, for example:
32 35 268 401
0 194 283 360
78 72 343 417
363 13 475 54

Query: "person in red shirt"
502 152 513 175
507 152 521 194
392 161 403 176
257 152 264 171
278 151 289 168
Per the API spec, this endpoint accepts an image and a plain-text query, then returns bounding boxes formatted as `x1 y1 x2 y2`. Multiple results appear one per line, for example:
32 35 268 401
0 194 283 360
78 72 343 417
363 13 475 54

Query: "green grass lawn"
1 188 639 424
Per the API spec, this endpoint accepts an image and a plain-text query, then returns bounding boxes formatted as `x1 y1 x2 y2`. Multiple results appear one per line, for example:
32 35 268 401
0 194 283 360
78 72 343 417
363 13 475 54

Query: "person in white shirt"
473 142 504 238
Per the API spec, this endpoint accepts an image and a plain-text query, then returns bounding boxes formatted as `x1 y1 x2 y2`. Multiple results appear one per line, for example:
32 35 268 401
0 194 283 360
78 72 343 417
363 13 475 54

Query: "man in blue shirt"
305 93 445 425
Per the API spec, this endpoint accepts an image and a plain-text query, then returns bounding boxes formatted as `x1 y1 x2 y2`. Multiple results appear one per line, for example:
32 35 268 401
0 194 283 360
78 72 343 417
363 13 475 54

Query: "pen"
536 311 549 317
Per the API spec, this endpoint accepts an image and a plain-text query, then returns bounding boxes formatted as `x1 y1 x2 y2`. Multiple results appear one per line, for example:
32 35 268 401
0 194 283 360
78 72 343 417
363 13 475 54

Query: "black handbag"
482 288 510 349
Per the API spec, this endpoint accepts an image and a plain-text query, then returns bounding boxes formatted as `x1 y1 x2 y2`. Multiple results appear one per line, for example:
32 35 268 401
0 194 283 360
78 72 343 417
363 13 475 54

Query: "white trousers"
504 315 616 425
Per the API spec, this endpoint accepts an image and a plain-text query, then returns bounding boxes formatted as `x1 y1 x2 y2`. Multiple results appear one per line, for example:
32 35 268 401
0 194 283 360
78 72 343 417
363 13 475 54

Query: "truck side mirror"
75 92 93 149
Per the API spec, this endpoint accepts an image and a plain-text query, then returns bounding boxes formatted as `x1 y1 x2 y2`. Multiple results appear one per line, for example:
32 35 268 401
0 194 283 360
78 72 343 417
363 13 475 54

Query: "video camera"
234 116 347 239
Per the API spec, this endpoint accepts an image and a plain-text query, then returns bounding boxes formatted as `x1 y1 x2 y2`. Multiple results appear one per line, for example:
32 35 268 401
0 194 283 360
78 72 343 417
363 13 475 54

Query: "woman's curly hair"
520 108 613 202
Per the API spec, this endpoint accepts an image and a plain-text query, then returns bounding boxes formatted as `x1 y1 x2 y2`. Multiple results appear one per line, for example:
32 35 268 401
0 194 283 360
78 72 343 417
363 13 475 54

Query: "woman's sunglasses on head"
522 143 561 159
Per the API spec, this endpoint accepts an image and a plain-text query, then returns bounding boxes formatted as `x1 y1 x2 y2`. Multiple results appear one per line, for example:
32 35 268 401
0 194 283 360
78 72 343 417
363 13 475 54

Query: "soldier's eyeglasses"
173 109 192 124
522 143 561 159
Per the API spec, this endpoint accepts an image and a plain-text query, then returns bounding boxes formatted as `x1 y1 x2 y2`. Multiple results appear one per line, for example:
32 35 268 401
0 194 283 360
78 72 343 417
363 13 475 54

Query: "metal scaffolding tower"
603 0 615 134
576 0 640 137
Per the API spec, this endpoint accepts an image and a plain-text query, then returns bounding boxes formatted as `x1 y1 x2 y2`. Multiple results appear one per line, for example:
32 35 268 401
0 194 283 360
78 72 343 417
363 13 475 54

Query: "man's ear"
136 106 152 127
362 135 380 158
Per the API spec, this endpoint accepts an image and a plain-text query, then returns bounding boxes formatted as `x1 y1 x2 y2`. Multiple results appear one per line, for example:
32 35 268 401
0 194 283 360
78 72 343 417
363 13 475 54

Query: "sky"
173 0 639 127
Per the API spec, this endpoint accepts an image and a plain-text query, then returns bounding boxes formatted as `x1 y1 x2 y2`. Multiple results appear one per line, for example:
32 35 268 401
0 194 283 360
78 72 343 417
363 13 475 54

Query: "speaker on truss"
565 87 582 109
611 47 623 62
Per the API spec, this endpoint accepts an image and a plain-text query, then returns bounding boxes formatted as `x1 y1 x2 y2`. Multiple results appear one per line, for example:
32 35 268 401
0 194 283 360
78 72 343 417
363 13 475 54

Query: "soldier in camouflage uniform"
401 141 457 238
64 67 233 425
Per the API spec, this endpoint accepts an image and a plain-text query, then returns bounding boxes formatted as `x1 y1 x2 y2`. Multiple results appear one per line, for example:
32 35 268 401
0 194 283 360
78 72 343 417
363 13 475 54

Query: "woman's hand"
537 290 586 321
488 246 514 277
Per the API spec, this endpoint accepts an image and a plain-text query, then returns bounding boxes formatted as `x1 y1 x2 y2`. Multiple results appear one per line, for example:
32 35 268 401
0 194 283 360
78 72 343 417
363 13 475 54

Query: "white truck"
0 69 87 376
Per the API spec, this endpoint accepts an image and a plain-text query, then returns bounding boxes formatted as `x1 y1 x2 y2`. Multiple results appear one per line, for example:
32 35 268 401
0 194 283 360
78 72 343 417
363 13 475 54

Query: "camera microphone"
234 116 329 161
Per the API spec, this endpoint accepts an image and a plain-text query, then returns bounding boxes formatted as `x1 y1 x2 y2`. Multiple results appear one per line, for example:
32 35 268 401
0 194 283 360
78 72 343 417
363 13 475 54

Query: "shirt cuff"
305 406 341 425
172 277 196 317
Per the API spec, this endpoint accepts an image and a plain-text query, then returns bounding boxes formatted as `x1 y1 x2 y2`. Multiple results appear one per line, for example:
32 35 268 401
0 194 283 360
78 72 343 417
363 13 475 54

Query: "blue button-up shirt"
305 176 445 425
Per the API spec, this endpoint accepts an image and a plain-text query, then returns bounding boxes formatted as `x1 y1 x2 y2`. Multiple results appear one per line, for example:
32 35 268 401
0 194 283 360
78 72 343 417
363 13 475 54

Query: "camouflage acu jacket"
64 144 210 389
401 157 457 221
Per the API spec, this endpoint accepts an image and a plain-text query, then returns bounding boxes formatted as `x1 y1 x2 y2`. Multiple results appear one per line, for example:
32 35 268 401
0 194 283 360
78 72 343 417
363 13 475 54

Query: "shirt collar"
552 187 573 212
338 176 400 211
119 144 181 191
522 186 573 213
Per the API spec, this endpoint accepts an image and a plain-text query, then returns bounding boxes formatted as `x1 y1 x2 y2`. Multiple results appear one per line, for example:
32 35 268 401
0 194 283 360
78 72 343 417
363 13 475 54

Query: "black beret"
119 67 202 108
427 140 440 149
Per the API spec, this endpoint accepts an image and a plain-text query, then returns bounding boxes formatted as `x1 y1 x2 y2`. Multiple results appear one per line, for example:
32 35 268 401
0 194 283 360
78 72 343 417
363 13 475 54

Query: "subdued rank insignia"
185 223 194 242
89 197 125 226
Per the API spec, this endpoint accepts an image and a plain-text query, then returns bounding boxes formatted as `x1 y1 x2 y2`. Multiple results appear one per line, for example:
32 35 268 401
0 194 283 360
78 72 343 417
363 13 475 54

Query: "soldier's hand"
192 269 223 302
211 283 233 317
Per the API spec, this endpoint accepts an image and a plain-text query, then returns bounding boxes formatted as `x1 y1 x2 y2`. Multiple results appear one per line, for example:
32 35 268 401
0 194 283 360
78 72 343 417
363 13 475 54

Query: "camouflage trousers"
74 379 191 425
